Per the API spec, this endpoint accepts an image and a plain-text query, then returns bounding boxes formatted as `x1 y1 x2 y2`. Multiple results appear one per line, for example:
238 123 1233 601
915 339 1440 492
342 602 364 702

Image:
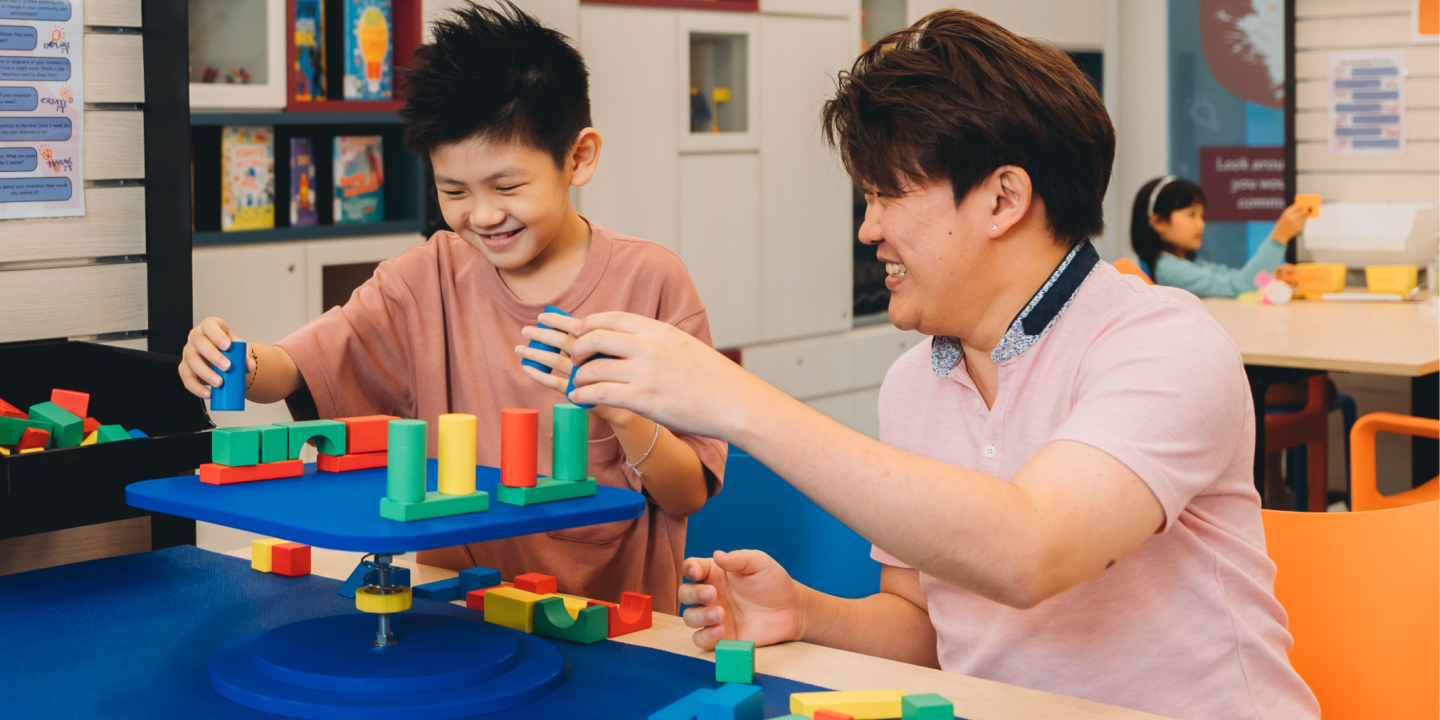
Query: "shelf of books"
287 0 422 113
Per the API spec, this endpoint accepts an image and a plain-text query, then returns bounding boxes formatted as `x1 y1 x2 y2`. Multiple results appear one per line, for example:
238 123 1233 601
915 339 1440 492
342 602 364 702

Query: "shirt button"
971 398 984 412
983 444 997 458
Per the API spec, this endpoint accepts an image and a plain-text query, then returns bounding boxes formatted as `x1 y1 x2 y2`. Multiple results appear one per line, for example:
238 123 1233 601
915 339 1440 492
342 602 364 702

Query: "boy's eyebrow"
433 167 524 185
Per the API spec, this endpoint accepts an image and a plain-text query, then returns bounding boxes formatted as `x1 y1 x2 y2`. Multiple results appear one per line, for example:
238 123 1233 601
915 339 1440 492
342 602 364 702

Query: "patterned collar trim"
930 241 1099 378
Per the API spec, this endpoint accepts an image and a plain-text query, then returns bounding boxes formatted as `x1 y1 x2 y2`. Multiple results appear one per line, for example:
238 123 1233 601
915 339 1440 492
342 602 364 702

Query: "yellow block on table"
790 689 907 718
1294 263 1346 296
251 538 286 572
1366 265 1418 295
437 413 477 496
484 586 546 633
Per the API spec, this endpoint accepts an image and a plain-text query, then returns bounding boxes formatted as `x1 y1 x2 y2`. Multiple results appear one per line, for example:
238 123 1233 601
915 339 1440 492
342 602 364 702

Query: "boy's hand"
678 550 805 650
517 315 628 422
179 317 254 399
1270 203 1310 244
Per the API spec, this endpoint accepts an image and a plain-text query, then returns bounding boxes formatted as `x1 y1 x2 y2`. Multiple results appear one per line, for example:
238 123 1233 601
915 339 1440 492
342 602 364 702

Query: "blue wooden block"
650 688 715 720
697 683 763 720
412 577 462 602
458 566 501 593
128 428 149 439
211 341 247 411
567 352 617 410
336 562 409 599
522 304 569 373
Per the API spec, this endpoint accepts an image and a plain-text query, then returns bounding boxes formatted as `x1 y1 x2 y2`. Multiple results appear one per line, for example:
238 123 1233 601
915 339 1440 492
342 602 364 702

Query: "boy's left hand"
516 314 626 422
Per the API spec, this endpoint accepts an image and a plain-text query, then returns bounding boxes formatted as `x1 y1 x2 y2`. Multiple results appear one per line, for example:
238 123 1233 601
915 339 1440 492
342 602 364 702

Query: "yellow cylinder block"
437 413 477 496
356 586 412 614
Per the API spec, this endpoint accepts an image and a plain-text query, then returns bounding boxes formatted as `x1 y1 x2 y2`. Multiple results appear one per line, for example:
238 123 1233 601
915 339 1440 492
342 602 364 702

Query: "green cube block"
276 419 346 458
902 693 954 720
28 402 82 448
379 490 489 522
534 597 608 644
212 427 260 466
715 639 755 684
0 416 51 446
495 477 596 507
95 425 131 443
257 424 289 464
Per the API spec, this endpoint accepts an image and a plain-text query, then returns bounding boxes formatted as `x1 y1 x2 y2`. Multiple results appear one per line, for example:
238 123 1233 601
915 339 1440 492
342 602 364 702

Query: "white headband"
1147 175 1176 217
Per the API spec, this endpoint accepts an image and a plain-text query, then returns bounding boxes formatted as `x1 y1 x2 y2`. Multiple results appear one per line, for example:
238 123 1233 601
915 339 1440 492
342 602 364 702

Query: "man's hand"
677 550 805 650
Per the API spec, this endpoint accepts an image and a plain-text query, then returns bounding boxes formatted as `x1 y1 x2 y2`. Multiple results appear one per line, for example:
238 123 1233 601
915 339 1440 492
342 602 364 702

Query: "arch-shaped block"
587 591 652 637
276 420 346 459
533 597 607 644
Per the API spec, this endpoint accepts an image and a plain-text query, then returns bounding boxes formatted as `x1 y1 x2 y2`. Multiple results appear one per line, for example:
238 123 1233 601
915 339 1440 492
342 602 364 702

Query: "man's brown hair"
822 9 1116 246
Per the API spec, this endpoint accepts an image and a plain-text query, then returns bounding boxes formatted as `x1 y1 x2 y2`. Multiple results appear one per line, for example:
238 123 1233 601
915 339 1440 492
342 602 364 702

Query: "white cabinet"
679 153 762 348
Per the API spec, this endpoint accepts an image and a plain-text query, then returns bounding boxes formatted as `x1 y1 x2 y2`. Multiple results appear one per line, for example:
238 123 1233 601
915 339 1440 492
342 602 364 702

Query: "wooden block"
587 591 654 637
49 388 89 418
257 424 288 463
483 586 545 633
251 538 286 572
651 689 715 720
276 419 346 458
272 542 311 576
501 407 538 487
212 427 260 466
19 447 43 454
554 593 589 619
83 417 100 435
0 398 24 419
412 577 463 602
458 565 501 593
715 639 755 684
815 711 855 720
316 451 388 473
336 414 398 454
80 431 97 446
17 427 50 451
533 596 608 644
199 459 304 485
0 416 49 445
127 428 148 439
699 683 764 720
789 690 906 720
28 402 82 447
513 572 557 595
496 477 596 506
95 424 130 443
0 445 10 456
379 489 489 521
900 694 952 720
464 582 514 612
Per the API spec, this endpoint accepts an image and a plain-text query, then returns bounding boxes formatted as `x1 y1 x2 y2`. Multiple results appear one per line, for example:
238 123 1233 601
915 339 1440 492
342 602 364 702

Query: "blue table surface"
1 547 825 719
126 460 647 554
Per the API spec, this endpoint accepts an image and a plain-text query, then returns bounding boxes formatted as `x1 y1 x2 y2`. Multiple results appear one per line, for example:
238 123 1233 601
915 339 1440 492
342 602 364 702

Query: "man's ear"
569 128 603 187
986 165 1032 238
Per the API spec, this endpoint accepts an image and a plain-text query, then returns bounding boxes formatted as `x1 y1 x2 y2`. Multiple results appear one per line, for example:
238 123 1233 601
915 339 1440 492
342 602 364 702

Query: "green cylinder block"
387 419 427 503
551 403 589 481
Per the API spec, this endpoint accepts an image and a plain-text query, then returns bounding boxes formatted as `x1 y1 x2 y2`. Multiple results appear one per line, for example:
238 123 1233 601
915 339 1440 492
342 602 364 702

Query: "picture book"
221 126 275 232
290 137 318 227
343 0 393 100
294 0 326 101
333 135 384 223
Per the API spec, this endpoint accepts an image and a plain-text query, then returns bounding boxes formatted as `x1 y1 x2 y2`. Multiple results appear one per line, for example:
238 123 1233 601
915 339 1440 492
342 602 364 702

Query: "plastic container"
1365 265 1419 295
1294 263 1347 296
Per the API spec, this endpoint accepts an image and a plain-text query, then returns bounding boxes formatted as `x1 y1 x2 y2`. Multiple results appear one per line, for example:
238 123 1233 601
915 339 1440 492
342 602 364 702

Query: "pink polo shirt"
872 247 1318 720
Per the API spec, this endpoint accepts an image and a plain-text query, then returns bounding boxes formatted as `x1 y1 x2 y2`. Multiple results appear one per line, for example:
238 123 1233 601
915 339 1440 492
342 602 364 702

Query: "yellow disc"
356 586 412 614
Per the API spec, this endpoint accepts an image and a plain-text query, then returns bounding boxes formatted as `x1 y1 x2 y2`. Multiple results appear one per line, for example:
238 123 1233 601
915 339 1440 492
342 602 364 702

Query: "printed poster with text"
0 0 83 219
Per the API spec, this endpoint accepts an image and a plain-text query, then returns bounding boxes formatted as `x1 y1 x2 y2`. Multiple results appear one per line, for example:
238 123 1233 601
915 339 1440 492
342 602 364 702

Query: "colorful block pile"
0 389 143 456
251 537 311 577
317 415 397 472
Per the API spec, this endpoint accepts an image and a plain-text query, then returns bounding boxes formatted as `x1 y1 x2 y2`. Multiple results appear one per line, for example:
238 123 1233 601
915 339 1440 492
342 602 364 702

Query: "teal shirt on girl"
1153 238 1287 298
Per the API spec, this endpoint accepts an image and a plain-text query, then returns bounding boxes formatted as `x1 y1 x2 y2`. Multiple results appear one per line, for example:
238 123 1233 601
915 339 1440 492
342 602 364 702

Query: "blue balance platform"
126 459 646 554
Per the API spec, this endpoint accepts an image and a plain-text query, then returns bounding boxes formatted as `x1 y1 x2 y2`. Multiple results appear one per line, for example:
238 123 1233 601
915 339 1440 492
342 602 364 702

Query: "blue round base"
209 613 564 719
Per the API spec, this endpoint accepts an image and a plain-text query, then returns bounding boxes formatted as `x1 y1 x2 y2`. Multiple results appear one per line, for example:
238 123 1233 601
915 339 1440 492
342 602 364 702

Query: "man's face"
430 136 574 270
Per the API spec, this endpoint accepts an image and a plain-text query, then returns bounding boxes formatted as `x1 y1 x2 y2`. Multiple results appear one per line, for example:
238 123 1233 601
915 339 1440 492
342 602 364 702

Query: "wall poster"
0 0 84 220
1327 50 1406 157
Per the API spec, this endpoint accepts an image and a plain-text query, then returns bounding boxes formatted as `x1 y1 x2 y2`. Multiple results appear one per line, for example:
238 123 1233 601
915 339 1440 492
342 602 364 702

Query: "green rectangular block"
28 402 82 448
212 427 260 466
551 403 590 481
379 490 489 522
534 597 608 644
715 639 755 684
0 416 51 446
495 477 596 507
902 693 954 720
95 425 131 443
257 424 289 463
276 419 347 458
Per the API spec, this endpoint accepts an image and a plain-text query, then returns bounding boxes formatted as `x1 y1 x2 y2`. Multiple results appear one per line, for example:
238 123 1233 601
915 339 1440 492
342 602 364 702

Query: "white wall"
1115 0 1168 261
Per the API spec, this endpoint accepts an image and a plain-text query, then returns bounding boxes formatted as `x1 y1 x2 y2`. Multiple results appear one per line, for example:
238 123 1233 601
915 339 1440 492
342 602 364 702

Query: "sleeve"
1048 303 1251 530
1153 240 1286 298
274 259 420 420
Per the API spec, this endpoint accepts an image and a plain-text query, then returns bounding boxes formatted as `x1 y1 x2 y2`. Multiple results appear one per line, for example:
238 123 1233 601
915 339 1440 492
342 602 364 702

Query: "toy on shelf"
49 388 88 418
379 417 489 521
0 389 149 455
715 639 755 684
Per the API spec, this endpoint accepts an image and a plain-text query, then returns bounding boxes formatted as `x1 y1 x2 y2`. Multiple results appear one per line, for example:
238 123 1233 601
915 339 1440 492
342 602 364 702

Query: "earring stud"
991 224 998 231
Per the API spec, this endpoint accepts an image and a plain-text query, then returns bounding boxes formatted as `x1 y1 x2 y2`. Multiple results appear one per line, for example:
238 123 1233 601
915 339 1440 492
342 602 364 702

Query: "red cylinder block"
501 408 538 487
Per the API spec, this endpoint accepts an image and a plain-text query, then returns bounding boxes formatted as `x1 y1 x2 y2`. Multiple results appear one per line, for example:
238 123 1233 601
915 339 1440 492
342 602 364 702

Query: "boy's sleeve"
275 260 419 420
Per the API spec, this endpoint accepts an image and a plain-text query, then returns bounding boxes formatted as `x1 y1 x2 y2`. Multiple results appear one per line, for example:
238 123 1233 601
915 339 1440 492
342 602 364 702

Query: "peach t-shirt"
277 222 726 613
873 247 1318 719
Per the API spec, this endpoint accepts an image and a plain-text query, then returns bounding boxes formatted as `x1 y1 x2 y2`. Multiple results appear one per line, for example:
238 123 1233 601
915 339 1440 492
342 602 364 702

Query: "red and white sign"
1198 146 1285 223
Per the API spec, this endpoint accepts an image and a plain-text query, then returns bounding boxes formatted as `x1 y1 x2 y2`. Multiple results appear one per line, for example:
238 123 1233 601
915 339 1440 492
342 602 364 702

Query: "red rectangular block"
513 572 557 595
0 398 25 419
83 417 100 435
272 542 312 576
316 451 389 473
464 582 514 612
50 389 89 419
335 415 399 455
814 711 854 720
17 427 50 450
587 591 653 637
200 459 304 485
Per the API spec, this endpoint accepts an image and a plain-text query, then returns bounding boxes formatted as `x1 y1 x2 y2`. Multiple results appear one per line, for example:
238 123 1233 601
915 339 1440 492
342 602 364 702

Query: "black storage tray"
0 341 215 540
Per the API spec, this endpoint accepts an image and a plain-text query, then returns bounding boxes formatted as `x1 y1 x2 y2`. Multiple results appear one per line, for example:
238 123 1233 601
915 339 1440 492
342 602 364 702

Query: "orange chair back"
1263 502 1439 720
1350 412 1440 511
1112 258 1155 284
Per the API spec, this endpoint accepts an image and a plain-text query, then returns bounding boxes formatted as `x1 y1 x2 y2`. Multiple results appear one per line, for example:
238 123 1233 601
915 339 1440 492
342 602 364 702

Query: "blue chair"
685 449 880 600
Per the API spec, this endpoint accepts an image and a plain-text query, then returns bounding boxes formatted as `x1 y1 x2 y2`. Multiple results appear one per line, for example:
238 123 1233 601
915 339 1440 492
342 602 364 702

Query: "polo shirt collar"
931 240 1099 378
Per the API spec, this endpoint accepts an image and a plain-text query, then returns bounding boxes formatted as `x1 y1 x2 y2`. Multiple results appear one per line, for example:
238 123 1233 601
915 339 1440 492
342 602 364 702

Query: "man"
543 10 1318 720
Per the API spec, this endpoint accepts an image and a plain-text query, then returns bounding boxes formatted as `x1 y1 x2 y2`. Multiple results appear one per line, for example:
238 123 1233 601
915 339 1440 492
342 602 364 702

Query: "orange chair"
1112 258 1155 284
1350 412 1440 511
1263 502 1439 720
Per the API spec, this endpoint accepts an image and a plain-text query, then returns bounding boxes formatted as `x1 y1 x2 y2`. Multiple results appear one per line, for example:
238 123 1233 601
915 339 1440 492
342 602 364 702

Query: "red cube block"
513 572 557 595
83 417 100 435
272 543 311 577
50 389 90 419
17 427 50 450
464 582 514 612
335 415 399 455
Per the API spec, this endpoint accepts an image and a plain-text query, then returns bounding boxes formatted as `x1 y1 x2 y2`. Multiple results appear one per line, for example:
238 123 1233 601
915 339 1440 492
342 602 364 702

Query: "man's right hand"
677 549 805 650
179 317 254 399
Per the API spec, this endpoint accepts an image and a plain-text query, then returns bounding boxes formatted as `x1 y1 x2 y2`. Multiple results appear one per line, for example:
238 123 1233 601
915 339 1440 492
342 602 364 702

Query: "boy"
178 3 725 612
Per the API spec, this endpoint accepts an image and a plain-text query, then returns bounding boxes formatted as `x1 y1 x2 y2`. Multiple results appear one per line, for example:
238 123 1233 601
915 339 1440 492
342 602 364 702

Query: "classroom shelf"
190 111 405 127
192 219 424 246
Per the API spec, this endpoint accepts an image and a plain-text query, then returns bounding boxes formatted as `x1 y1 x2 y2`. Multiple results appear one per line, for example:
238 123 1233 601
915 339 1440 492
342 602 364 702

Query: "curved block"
588 591 653 638
278 420 346 459
533 597 607 644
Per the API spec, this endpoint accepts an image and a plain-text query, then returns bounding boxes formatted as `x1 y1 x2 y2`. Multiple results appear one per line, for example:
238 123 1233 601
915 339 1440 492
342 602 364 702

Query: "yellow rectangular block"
19 447 42 454
790 689 907 719
0 445 10 455
251 538 286 572
81 431 98 446
484 586 546 633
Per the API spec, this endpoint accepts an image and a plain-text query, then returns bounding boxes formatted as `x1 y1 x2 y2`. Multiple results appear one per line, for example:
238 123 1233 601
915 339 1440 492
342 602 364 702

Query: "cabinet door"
680 153 762 349
759 15 855 341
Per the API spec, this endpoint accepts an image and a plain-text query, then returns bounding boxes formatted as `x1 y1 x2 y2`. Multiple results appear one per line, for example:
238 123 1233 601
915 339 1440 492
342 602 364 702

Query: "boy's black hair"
401 1 591 168
1130 176 1207 273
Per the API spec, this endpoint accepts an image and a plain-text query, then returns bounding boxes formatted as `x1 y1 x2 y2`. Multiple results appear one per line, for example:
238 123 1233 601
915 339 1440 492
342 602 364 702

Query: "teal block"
534 597 608 644
211 427 260 466
379 490 489 522
551 403 589 480
277 419 346 458
28 402 82 447
0 416 51 446
458 566 501 593
257 424 288 463
95 425 131 443
902 693 955 720
387 419 426 503
650 689 714 720
714 639 755 684
495 477 596 507
697 683 763 720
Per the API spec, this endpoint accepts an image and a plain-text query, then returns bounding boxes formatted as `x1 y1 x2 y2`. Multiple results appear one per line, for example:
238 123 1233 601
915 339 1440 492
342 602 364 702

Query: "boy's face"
430 135 585 270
